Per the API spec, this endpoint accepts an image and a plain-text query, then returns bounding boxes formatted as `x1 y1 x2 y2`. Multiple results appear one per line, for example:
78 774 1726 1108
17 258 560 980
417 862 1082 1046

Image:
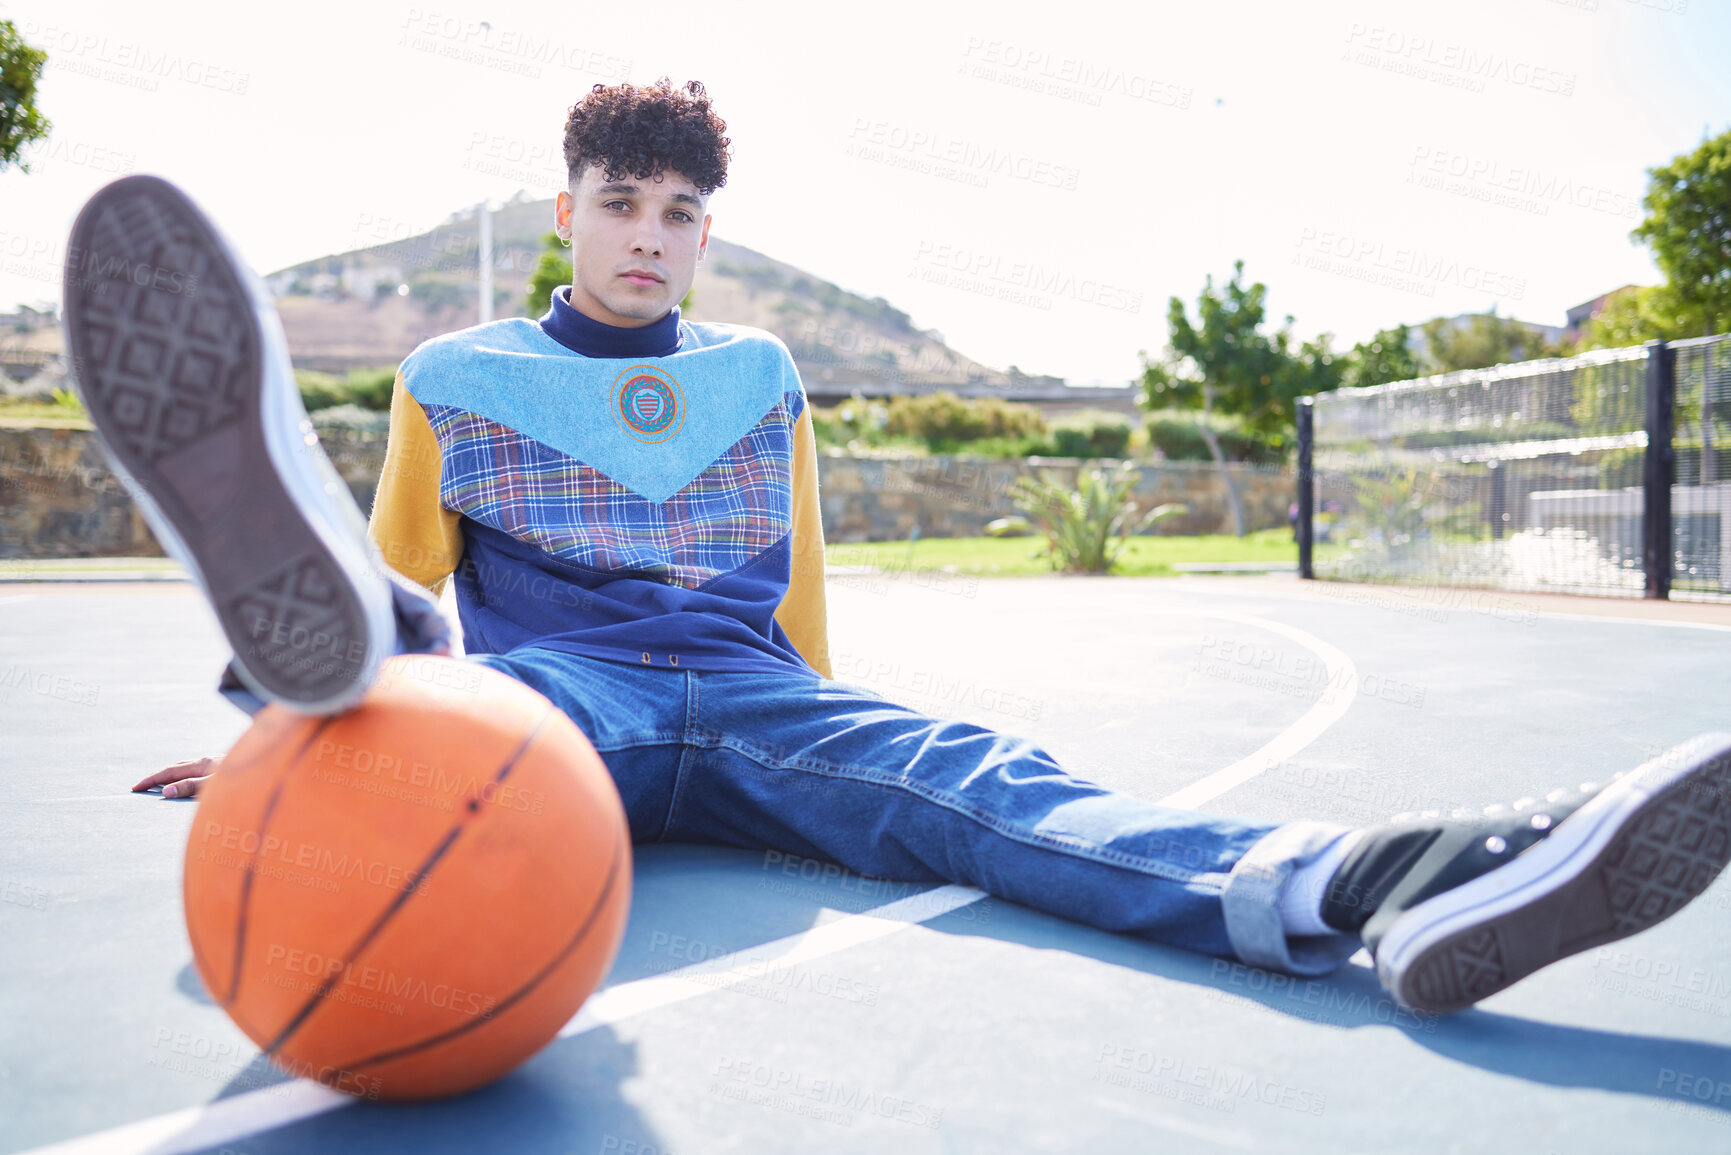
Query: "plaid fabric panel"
425 399 795 590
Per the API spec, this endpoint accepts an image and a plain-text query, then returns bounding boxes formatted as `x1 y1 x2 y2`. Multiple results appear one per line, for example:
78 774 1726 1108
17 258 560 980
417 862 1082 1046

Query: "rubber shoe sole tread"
1376 733 1731 1014
62 175 385 712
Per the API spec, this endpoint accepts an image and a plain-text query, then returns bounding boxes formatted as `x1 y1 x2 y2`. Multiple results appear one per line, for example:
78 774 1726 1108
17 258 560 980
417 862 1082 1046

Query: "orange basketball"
183 654 631 1100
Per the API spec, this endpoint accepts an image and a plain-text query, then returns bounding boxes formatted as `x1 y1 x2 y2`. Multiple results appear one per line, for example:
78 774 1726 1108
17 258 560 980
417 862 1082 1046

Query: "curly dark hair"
562 77 731 195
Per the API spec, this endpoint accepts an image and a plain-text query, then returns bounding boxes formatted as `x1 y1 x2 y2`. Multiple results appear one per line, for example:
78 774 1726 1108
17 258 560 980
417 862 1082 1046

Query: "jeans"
220 582 1359 976
475 647 1357 976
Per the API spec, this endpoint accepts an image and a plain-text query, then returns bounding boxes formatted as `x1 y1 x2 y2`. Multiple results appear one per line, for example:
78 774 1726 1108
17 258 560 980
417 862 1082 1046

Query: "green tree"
1575 284 1694 350
1139 261 1341 535
525 232 568 315
1418 309 1566 372
1343 324 1424 388
1632 128 1731 337
524 231 695 315
0 20 51 172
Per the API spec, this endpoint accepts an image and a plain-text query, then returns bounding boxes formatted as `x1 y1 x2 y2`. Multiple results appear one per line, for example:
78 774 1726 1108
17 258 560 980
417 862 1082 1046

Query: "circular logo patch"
612 365 685 443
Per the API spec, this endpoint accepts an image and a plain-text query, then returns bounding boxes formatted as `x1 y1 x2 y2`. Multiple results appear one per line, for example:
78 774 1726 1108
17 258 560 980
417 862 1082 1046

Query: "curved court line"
24 612 1355 1155
1159 611 1359 810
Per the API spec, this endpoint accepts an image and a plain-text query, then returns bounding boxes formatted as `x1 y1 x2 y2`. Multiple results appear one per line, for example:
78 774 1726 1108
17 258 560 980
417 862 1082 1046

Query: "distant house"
1564 285 1644 341
1407 311 1569 363
341 265 405 301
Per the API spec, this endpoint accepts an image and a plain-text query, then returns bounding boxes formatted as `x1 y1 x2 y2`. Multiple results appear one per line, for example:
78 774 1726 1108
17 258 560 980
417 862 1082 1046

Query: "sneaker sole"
1376 732 1731 1015
62 175 386 711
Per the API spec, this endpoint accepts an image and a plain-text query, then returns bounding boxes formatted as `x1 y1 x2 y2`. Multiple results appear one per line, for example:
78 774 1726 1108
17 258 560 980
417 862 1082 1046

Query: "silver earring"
559 233 571 249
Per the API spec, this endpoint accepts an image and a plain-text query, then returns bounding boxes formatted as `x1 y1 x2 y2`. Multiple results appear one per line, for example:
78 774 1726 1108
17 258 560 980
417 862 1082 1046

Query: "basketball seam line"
224 716 340 1008
328 829 626 1076
260 705 556 1060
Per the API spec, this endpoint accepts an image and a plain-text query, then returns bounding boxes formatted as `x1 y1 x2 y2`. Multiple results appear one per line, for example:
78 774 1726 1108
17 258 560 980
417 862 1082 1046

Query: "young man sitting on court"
70 78 1730 1016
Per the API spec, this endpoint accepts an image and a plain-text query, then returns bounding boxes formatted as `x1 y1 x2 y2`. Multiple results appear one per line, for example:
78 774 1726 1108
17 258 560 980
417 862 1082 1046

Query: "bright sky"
3 0 1726 385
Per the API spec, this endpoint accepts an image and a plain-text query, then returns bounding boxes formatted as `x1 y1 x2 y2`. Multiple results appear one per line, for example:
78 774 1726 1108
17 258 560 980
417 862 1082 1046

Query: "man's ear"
698 213 712 262
555 190 573 240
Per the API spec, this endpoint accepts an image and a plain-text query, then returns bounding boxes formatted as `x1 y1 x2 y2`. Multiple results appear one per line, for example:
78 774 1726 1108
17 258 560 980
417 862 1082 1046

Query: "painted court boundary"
23 612 1355 1155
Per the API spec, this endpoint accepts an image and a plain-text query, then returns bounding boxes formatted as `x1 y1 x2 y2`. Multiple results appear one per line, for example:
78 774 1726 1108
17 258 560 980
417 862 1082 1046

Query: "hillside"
263 195 1034 389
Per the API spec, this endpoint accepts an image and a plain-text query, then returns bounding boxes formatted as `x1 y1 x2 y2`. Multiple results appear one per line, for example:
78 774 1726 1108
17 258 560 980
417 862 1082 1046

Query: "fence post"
1297 398 1314 580
1487 460 1506 540
1643 339 1675 600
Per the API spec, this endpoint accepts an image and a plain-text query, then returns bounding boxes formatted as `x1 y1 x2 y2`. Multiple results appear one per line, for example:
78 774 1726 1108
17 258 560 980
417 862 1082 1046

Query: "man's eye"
670 211 693 223
604 200 630 211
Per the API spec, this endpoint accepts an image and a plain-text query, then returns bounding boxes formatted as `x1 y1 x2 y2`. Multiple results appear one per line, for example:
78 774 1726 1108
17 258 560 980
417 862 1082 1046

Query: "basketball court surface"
4 569 1730 1153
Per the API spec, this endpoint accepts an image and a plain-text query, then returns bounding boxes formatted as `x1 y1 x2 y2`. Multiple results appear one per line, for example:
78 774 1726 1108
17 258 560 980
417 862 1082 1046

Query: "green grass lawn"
826 529 1301 577
0 557 184 577
0 395 92 428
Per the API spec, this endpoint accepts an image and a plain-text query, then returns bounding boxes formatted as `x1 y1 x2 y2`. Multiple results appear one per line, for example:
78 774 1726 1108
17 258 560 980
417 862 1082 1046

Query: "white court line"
23 611 1353 1155
1521 610 1731 633
23 1086 350 1155
1160 612 1358 810
0 594 36 606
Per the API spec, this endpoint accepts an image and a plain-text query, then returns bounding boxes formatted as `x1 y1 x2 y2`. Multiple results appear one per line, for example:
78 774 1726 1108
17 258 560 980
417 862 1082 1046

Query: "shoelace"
1384 780 1612 856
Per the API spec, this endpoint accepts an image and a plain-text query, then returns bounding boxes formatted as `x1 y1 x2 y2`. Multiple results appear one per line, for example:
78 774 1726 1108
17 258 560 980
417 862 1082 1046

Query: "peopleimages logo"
195 820 431 896
1407 146 1640 219
957 37 1194 110
910 240 1142 314
64 242 199 298
20 21 250 94
263 943 499 1019
1341 23 1576 97
1293 228 1526 301
846 119 1081 191
711 1057 944 1129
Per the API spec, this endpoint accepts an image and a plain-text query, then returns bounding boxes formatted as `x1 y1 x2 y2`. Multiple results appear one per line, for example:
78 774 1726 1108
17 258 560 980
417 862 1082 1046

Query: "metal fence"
1296 334 1731 601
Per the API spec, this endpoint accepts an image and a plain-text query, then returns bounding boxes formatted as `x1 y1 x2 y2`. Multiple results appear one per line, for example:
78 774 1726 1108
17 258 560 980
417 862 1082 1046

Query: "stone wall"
818 452 1293 541
0 424 1294 557
0 426 158 558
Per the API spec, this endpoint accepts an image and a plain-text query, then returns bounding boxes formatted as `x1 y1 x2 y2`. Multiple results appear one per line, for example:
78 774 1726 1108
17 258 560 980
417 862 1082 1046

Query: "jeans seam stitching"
662 670 700 839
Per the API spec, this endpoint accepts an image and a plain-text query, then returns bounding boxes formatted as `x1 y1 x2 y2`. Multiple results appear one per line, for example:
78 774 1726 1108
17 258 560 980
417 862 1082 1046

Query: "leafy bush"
813 393 1135 460
1046 409 1132 459
295 370 349 412
885 391 1047 445
344 367 397 411
296 367 399 413
1012 461 1186 574
811 393 906 452
1398 420 1578 449
1141 409 1282 464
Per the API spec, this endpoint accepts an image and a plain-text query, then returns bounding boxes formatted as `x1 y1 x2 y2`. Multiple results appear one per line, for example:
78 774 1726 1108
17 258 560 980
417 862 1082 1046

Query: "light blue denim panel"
401 317 799 503
1223 821 1363 976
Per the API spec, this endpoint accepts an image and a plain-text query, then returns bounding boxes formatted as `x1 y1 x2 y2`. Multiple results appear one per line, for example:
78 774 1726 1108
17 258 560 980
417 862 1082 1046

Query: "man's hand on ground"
132 756 218 800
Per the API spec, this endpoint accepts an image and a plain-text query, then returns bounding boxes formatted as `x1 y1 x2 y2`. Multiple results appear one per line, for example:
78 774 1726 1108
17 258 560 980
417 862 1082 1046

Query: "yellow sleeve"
367 371 464 597
774 404 832 678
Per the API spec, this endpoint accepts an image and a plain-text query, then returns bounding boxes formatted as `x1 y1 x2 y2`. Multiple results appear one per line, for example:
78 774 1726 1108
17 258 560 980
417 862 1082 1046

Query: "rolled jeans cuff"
1221 820 1362 977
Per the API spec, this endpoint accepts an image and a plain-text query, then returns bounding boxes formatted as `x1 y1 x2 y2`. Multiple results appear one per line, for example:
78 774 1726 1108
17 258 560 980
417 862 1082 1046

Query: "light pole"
477 198 493 325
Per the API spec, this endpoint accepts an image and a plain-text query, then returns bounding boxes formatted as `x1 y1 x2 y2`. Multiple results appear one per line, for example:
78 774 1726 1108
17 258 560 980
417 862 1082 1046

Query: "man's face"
555 163 710 328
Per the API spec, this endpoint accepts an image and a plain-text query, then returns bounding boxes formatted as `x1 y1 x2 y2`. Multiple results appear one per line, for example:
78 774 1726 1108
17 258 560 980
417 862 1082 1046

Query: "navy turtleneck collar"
537 285 683 359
